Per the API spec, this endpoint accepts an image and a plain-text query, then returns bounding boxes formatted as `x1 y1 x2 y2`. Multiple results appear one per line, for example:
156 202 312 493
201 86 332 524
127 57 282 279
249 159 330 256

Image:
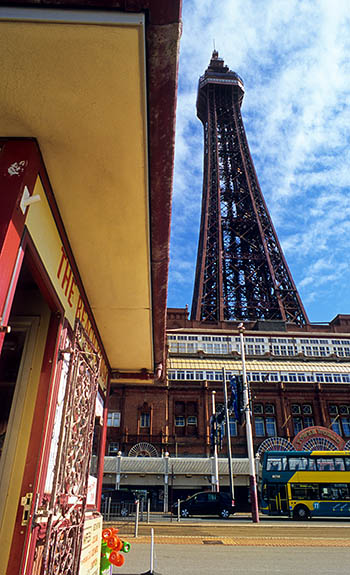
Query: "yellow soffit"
0 8 153 372
168 358 350 373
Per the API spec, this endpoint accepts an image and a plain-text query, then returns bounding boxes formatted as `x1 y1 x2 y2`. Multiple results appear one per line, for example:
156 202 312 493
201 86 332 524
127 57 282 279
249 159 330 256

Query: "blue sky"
167 0 350 324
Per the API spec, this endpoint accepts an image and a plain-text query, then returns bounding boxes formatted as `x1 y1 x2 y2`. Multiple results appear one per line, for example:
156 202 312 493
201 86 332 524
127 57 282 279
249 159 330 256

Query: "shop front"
0 3 181 573
0 140 109 573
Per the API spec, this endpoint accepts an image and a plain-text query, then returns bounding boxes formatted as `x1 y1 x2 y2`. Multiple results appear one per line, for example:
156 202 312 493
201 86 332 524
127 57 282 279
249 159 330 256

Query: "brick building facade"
107 311 350 461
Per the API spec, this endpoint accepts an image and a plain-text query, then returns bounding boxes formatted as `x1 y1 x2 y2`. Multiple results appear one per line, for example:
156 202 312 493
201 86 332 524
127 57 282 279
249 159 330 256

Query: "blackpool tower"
191 51 308 327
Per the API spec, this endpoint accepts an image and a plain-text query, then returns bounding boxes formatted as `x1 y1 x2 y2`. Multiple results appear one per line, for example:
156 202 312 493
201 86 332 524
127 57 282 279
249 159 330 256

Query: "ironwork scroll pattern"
43 321 100 574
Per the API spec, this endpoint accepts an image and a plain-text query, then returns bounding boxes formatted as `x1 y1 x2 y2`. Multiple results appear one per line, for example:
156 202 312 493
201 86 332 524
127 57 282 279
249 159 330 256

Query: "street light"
238 323 260 523
211 390 219 492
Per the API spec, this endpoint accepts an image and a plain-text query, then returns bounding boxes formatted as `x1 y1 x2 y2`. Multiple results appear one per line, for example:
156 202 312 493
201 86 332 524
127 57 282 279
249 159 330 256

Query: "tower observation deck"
191 51 308 326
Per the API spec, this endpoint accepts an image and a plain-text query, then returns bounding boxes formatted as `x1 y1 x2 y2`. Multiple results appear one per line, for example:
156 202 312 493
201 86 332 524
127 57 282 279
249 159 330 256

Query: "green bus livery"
260 450 350 520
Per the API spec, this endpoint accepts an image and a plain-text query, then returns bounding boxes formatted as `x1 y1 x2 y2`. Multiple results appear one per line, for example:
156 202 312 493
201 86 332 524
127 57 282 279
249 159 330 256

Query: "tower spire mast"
191 51 308 326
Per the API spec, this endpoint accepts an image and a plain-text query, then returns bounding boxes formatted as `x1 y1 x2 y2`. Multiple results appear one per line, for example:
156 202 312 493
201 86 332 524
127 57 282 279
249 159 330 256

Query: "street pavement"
114 544 350 575
109 517 350 575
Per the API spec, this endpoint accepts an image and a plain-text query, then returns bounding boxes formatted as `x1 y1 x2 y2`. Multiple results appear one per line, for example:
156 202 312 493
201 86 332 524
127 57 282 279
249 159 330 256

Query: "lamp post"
222 368 235 506
211 391 219 492
238 323 259 523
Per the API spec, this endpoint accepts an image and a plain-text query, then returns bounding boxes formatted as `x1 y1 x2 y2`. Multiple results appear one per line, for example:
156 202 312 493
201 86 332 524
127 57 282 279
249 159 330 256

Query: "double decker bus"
260 450 350 520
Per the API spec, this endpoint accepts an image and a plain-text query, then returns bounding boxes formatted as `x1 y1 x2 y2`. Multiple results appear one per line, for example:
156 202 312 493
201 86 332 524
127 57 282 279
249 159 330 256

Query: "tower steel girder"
191 52 308 326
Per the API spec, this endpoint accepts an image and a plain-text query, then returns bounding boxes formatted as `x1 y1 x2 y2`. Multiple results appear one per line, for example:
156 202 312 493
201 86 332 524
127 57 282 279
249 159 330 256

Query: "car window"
208 493 218 502
196 493 208 503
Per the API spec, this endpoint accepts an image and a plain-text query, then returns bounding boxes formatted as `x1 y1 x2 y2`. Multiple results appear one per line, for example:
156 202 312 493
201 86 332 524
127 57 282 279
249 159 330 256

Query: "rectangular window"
266 456 287 471
187 415 197 425
108 442 120 455
177 371 185 380
289 373 297 382
303 416 314 428
253 403 264 415
316 457 335 471
254 416 265 437
175 416 185 426
289 457 308 471
291 483 319 500
342 417 350 437
206 371 214 380
186 371 195 380
334 458 345 471
140 413 150 427
293 417 303 434
306 374 314 382
302 404 313 414
196 371 204 380
107 411 121 427
229 418 237 436
331 419 342 436
266 417 277 437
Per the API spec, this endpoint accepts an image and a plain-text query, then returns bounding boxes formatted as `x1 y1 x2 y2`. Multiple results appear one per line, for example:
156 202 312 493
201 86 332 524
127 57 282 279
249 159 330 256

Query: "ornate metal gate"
35 320 101 575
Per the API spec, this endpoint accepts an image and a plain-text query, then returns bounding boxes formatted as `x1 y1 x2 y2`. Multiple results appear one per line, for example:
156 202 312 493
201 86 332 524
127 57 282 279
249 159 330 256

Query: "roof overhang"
0 2 181 380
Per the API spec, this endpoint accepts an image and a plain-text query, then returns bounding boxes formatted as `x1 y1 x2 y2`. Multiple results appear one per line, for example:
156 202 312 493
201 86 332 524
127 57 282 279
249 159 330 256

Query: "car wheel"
181 508 190 518
293 505 310 520
219 508 230 519
120 507 129 517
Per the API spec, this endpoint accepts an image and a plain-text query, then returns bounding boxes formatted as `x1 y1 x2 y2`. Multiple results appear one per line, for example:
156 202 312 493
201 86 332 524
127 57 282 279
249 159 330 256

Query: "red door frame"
4 234 64 575
0 140 41 356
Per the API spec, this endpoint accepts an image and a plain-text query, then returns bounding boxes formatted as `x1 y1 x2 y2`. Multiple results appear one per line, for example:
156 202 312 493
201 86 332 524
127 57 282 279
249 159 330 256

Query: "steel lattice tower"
191 52 308 326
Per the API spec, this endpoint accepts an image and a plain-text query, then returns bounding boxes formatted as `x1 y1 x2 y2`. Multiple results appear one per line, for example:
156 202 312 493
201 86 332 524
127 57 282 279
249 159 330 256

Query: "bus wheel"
293 505 310 520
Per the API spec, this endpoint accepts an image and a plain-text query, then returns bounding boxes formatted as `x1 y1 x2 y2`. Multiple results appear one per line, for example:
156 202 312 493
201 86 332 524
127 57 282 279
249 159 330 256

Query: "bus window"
288 457 308 471
317 458 335 471
266 456 287 471
334 458 345 471
291 483 319 500
320 484 349 500
344 458 350 471
307 458 316 470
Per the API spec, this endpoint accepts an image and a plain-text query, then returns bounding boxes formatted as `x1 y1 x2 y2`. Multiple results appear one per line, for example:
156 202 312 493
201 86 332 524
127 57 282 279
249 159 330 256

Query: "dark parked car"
101 489 136 517
172 491 235 519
